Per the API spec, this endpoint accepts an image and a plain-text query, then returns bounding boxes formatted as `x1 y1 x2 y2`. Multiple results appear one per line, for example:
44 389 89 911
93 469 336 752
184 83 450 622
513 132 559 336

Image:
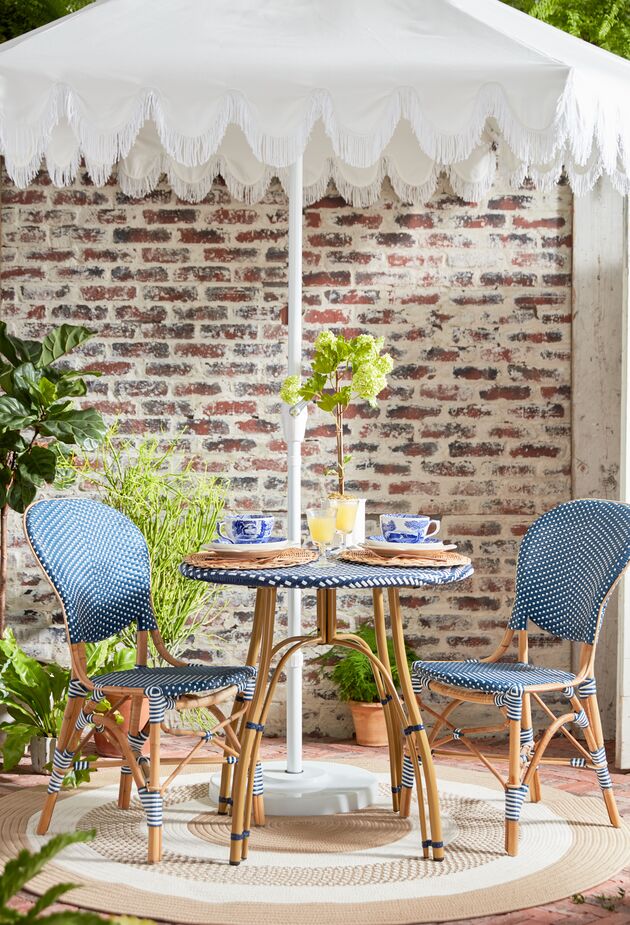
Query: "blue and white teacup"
217 514 275 544
380 514 440 544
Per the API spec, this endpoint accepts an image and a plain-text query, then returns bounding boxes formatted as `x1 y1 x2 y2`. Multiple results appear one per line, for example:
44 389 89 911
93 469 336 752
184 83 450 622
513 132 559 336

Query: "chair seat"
412 659 576 695
91 664 257 699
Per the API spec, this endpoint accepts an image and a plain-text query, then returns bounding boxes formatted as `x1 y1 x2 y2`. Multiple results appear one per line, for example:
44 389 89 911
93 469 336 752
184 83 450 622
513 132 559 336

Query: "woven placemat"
339 548 471 568
184 547 318 570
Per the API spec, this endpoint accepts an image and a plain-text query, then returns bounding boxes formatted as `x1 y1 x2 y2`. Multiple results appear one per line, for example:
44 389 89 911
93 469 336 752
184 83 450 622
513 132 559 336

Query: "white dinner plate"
201 538 290 558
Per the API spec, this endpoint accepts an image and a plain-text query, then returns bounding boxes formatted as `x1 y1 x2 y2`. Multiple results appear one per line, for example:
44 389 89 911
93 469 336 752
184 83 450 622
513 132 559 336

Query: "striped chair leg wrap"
402 753 416 789
380 694 393 706
240 674 258 701
493 689 523 722
218 796 233 806
411 675 431 695
138 787 163 826
226 755 238 765
246 721 265 733
505 784 529 821
68 679 89 699
91 688 107 704
230 830 251 841
578 677 597 699
75 710 104 733
570 757 587 767
146 690 176 725
47 748 75 794
520 727 534 747
452 727 464 740
121 728 151 776
573 709 589 728
391 785 402 794
73 759 91 772
590 746 612 789
253 761 264 797
562 685 575 699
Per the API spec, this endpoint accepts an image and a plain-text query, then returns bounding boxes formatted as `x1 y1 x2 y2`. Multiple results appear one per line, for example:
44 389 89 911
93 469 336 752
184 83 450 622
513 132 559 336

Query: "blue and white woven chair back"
509 499 630 644
25 498 157 645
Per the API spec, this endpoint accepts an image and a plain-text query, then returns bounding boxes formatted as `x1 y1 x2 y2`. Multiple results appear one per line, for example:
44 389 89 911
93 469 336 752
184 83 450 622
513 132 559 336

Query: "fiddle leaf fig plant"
0 322 106 637
280 331 393 496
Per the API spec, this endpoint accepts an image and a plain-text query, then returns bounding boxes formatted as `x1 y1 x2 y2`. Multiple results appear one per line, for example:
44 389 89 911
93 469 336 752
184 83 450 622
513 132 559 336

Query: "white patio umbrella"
2 0 629 810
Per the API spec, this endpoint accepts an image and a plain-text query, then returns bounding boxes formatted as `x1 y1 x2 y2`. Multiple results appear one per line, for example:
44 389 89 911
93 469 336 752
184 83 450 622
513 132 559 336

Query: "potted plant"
319 624 417 747
280 331 393 542
0 321 107 638
58 430 228 755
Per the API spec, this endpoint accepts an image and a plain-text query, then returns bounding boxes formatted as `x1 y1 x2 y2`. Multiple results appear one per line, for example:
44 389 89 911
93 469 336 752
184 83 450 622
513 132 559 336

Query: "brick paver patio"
2 736 628 924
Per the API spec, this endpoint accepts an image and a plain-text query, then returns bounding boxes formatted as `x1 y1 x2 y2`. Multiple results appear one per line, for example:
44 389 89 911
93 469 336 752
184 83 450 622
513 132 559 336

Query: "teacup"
380 514 440 544
217 514 275 544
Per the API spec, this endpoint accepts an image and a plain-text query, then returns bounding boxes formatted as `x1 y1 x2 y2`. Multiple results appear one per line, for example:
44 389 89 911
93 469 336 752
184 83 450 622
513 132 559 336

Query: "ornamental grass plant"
58 431 228 663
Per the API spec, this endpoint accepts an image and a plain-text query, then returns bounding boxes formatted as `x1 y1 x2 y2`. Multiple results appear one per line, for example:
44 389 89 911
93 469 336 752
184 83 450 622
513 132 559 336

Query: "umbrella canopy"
1 0 629 203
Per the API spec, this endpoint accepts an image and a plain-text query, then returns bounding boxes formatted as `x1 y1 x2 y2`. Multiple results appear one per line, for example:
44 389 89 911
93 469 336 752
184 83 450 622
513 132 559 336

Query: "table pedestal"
209 760 379 815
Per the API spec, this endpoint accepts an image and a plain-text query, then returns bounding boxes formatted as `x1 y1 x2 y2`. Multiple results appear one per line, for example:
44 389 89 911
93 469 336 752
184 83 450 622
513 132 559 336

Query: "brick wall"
0 168 573 737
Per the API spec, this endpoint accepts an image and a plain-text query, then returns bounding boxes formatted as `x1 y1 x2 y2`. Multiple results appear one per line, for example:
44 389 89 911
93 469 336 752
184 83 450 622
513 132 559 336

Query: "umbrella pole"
286 156 305 775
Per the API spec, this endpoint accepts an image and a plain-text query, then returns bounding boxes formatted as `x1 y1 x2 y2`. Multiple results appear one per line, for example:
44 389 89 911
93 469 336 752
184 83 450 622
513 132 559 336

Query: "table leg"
230 587 276 866
387 587 444 862
372 589 403 812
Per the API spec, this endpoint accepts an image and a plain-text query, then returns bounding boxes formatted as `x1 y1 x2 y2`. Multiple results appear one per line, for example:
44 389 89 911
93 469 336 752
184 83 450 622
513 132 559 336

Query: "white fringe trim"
1 75 629 196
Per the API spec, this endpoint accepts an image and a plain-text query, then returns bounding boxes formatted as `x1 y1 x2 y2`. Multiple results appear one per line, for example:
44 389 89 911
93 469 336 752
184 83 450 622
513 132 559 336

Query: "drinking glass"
306 503 338 567
335 498 359 547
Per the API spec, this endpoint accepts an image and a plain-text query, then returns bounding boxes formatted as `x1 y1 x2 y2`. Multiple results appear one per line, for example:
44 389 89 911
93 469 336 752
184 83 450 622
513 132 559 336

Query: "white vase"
29 735 57 774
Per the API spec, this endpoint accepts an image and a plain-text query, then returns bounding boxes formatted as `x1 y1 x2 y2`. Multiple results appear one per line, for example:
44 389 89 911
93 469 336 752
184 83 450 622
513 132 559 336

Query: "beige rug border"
2 758 628 925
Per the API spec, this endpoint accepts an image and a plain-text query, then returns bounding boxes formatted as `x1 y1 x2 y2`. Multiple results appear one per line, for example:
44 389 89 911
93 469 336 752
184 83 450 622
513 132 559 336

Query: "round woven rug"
2 761 629 925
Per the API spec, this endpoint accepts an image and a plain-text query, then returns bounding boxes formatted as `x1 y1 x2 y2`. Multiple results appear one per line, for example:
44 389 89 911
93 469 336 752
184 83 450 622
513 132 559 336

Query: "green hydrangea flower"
280 375 303 406
351 365 388 403
314 330 336 352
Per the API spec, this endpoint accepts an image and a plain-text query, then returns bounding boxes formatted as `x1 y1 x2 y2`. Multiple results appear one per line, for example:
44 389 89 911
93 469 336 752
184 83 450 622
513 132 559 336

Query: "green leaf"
0 431 27 454
17 446 57 487
0 830 95 905
0 724 34 771
317 392 343 414
38 325 93 367
0 322 42 367
54 375 87 399
24 882 78 919
0 396 37 430
7 470 37 513
37 376 58 405
39 408 107 449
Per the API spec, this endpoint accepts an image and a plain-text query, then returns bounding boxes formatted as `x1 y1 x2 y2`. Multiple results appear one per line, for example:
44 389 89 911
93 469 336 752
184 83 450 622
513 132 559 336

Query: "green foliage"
0 322 106 515
58 430 227 661
503 1 630 59
0 629 69 771
0 828 155 924
280 331 393 494
319 624 418 704
0 0 95 43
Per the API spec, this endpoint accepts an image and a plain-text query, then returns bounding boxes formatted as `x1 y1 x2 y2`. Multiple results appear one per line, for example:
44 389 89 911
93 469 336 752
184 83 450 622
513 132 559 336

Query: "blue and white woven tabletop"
179 558 474 590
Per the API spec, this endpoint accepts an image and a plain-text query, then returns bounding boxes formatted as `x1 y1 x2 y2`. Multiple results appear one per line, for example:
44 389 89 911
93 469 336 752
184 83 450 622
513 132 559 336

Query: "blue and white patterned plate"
364 536 456 556
202 537 289 557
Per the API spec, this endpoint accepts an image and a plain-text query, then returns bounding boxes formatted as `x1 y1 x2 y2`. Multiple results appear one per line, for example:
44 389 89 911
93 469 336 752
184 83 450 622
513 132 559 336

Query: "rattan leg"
582 692 621 827
387 588 441 860
521 693 540 803
230 588 276 865
372 589 403 812
505 717 522 856
37 695 84 836
118 695 143 810
147 718 162 864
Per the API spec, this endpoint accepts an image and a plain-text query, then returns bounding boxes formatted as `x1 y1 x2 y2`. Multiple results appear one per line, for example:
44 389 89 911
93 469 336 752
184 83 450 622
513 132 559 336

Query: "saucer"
202 537 290 558
364 536 456 556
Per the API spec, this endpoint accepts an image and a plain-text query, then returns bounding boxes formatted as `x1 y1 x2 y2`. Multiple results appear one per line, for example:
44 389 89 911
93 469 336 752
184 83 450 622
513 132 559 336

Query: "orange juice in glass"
306 503 338 566
335 498 359 546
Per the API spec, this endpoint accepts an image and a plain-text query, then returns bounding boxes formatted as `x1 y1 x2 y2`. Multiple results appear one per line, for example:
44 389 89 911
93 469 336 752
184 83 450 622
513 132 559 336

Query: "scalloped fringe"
1 77 629 197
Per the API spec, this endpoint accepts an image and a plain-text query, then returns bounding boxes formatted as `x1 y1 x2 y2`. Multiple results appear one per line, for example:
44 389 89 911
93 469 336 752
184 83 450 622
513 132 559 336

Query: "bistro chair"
25 497 263 863
410 499 630 856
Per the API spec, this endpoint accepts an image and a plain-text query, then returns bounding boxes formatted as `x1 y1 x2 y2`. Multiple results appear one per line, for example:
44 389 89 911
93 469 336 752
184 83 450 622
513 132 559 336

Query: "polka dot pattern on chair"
26 498 158 644
91 664 257 699
411 659 576 695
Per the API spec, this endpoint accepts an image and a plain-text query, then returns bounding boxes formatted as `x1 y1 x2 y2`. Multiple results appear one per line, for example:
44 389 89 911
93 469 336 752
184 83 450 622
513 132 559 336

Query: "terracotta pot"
94 699 150 758
349 701 389 747
29 735 57 774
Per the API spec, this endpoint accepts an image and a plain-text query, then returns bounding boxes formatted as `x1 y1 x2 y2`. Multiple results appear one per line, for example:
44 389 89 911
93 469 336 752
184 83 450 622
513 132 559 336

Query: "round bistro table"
179 556 473 866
